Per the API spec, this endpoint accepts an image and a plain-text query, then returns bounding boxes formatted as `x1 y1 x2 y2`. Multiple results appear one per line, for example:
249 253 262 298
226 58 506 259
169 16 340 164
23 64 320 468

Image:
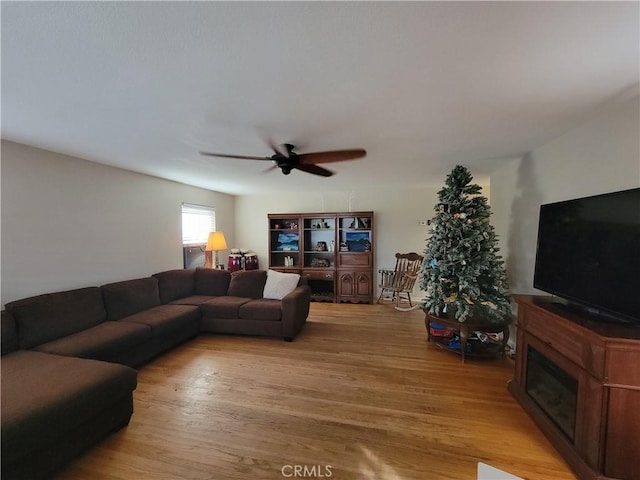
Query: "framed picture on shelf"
276 232 299 251
345 231 371 251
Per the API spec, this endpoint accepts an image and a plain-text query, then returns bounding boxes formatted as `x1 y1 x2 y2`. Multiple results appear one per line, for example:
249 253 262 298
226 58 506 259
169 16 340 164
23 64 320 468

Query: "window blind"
182 203 216 245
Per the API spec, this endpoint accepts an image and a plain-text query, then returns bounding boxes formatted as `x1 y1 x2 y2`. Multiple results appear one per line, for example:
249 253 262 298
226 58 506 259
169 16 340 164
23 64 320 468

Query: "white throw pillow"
263 269 301 300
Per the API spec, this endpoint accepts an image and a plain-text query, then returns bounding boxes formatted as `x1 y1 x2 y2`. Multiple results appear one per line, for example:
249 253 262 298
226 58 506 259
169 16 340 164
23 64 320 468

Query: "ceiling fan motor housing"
273 145 298 175
201 142 364 177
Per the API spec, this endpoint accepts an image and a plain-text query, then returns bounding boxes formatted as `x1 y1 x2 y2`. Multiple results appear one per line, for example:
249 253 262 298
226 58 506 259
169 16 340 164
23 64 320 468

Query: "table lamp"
205 231 228 269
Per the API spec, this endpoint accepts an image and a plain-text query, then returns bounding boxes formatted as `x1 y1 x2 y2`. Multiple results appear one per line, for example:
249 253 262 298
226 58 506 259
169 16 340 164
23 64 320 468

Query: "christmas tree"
421 165 511 323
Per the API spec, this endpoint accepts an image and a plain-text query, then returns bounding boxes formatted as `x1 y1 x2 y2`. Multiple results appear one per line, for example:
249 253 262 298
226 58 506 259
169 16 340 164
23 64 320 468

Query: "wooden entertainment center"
268 212 374 303
509 296 640 480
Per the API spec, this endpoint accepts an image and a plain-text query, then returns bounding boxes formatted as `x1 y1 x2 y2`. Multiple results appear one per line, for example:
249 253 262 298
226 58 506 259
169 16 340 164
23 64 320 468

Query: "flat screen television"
533 188 640 324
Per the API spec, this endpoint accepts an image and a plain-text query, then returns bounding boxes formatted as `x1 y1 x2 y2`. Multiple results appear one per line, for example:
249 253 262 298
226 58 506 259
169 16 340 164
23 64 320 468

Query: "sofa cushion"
153 269 196 304
33 321 152 361
101 277 161 321
239 299 283 321
227 270 268 299
169 295 218 306
200 296 252 319
263 269 301 300
1 311 19 356
1 350 137 464
194 268 230 296
6 287 107 349
119 304 200 337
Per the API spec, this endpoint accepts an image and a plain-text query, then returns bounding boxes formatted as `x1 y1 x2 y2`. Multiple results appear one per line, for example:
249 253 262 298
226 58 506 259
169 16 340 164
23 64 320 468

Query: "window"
182 203 216 245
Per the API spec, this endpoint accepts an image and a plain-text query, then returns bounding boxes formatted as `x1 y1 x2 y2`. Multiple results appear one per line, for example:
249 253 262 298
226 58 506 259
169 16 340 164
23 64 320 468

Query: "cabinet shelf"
430 336 505 358
425 313 511 362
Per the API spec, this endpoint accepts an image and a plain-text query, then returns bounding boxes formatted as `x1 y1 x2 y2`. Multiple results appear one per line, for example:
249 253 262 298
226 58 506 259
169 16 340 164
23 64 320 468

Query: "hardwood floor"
56 303 577 480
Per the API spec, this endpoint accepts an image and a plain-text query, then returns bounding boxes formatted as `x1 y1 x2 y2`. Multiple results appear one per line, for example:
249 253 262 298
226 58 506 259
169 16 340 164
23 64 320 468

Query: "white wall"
491 90 640 294
1 140 235 306
0 138 495 305
234 183 489 299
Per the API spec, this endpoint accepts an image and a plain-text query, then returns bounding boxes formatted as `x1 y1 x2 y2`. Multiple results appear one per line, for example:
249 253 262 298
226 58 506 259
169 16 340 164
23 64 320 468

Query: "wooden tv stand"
509 296 640 480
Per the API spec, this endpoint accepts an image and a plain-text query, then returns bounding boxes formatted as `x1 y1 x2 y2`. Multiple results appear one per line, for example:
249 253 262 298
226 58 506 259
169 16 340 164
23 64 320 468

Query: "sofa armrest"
280 284 311 341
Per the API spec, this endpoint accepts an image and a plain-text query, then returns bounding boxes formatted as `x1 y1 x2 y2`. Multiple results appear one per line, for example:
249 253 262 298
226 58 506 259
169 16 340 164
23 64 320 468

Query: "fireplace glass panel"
525 346 578 441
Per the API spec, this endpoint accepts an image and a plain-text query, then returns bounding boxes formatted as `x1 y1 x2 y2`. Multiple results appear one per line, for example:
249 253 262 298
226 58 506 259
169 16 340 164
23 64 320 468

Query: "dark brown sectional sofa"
1 268 310 480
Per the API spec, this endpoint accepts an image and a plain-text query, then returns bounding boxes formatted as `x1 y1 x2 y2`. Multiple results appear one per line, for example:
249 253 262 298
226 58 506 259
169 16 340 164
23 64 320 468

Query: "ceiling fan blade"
297 149 366 165
261 164 278 174
294 163 334 177
266 138 289 158
200 151 270 161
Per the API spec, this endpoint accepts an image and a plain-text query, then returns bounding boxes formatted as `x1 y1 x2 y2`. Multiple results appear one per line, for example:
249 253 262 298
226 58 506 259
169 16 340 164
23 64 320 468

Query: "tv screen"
533 188 640 324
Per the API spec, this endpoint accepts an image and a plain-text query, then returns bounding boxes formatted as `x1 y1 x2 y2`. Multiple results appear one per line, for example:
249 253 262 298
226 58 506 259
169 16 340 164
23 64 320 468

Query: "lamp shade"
206 231 228 251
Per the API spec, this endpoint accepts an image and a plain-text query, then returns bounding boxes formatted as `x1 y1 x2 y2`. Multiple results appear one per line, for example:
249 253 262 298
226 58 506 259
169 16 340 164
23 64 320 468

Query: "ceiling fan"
200 142 366 177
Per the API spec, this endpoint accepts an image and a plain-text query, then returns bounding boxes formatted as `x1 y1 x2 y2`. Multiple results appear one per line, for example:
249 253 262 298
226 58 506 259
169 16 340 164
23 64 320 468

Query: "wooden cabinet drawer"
521 303 607 379
272 268 301 275
523 308 586 370
303 269 334 281
338 252 371 267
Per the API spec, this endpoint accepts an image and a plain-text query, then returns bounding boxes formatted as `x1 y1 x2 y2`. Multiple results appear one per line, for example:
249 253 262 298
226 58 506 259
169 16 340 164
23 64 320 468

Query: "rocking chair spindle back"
377 252 424 308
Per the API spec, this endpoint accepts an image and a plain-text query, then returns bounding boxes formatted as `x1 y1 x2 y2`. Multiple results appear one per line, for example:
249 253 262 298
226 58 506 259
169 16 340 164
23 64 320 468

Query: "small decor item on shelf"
421 165 512 323
311 258 330 267
313 219 329 229
329 240 335 252
340 242 349 252
316 241 327 251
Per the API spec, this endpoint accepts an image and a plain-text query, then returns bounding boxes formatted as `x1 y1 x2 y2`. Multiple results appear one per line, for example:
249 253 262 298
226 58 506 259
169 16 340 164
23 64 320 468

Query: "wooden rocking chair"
377 252 424 308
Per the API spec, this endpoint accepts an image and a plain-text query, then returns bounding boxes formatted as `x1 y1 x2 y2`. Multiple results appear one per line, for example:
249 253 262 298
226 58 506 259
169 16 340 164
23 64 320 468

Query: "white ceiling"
2 1 638 195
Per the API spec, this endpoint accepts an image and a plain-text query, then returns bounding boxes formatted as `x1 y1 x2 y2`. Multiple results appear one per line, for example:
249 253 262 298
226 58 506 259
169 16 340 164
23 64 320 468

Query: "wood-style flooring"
56 303 577 480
